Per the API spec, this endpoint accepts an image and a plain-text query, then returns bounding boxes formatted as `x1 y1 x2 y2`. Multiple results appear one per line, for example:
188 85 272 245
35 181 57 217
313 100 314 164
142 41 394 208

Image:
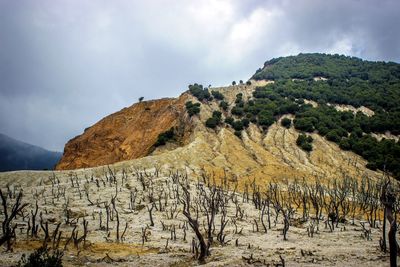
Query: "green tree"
211 91 224 100
296 134 313 151
219 101 229 111
326 130 341 143
154 128 175 147
294 118 314 132
205 117 219 129
205 111 222 129
281 118 292 128
185 101 201 117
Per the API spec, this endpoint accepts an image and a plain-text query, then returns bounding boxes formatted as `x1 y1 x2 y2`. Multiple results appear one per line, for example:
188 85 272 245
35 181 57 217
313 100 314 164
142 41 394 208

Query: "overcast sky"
0 0 399 151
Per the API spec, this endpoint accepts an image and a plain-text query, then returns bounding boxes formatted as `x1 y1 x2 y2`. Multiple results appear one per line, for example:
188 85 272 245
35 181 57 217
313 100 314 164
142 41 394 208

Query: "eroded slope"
56 95 189 170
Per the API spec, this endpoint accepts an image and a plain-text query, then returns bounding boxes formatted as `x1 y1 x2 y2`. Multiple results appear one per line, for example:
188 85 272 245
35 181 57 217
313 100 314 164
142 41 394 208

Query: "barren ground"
0 166 392 266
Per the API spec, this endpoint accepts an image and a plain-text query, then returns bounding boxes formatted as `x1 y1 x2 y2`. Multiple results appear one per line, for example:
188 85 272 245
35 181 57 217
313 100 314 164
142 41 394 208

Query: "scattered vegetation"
209 53 400 178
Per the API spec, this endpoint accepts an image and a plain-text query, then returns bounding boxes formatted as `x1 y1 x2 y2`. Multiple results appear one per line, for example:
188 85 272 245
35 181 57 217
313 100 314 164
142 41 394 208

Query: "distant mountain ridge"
0 133 62 171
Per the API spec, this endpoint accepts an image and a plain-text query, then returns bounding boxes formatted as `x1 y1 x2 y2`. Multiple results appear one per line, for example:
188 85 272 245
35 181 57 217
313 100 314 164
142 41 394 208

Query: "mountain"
56 53 400 180
0 133 62 171
1 53 399 266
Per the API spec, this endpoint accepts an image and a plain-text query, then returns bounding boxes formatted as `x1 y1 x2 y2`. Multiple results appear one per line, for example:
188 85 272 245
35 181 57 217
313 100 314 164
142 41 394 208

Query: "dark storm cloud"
0 0 399 151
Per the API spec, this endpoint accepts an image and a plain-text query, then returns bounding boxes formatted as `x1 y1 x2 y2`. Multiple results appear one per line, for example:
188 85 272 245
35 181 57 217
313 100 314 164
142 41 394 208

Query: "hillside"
56 96 189 170
251 53 400 178
0 133 61 171
57 53 400 179
1 53 399 266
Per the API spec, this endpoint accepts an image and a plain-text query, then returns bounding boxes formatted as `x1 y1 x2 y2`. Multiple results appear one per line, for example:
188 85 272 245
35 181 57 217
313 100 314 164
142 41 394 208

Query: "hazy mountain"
0 133 62 171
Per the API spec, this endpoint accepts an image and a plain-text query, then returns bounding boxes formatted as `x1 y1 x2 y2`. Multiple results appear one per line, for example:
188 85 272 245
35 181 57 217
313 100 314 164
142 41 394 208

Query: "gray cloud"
0 0 399 151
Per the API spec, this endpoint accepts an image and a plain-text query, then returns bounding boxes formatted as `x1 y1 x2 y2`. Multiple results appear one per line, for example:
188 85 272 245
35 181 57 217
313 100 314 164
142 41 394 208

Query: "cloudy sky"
0 0 399 151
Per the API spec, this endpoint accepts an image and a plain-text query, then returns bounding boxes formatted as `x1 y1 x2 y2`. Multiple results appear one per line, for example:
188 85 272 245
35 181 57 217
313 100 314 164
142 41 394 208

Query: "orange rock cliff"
56 94 189 170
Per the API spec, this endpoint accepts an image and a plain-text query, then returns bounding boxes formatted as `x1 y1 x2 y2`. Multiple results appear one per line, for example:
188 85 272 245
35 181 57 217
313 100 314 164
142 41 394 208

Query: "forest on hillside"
189 54 400 179
251 54 400 178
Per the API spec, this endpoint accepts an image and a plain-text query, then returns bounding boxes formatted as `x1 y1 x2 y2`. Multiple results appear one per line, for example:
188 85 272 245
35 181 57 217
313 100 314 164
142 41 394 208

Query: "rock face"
56 95 189 170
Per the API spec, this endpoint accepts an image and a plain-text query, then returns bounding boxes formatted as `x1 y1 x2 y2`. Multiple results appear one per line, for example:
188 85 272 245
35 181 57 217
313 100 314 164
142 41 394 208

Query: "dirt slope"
56 95 189 170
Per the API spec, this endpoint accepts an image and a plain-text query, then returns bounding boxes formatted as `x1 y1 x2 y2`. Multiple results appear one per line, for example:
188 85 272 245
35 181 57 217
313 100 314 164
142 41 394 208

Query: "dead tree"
380 180 399 267
0 189 28 251
121 222 128 242
199 184 217 248
31 200 39 237
72 218 89 250
307 179 324 227
260 199 269 233
179 183 209 262
147 203 155 227
40 214 50 247
282 209 290 241
111 196 120 242
217 206 229 245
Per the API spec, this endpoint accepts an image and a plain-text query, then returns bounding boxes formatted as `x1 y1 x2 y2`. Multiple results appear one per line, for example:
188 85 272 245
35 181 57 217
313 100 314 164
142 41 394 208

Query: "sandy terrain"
0 164 393 266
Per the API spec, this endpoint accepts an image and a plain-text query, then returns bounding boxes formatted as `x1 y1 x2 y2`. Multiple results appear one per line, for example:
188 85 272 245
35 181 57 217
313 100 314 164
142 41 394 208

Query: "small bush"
235 93 243 100
339 138 351 150
188 84 212 101
212 111 222 120
185 101 201 117
225 117 234 126
205 111 223 129
205 117 219 129
17 247 63 267
296 133 313 152
232 120 244 131
154 128 175 147
211 91 224 100
326 130 341 143
234 130 242 138
241 118 250 128
231 107 244 116
281 118 292 128
294 117 314 132
219 101 229 111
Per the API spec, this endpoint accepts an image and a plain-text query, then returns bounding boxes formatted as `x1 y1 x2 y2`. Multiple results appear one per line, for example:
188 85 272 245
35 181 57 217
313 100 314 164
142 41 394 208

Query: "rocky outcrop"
56 94 189 170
